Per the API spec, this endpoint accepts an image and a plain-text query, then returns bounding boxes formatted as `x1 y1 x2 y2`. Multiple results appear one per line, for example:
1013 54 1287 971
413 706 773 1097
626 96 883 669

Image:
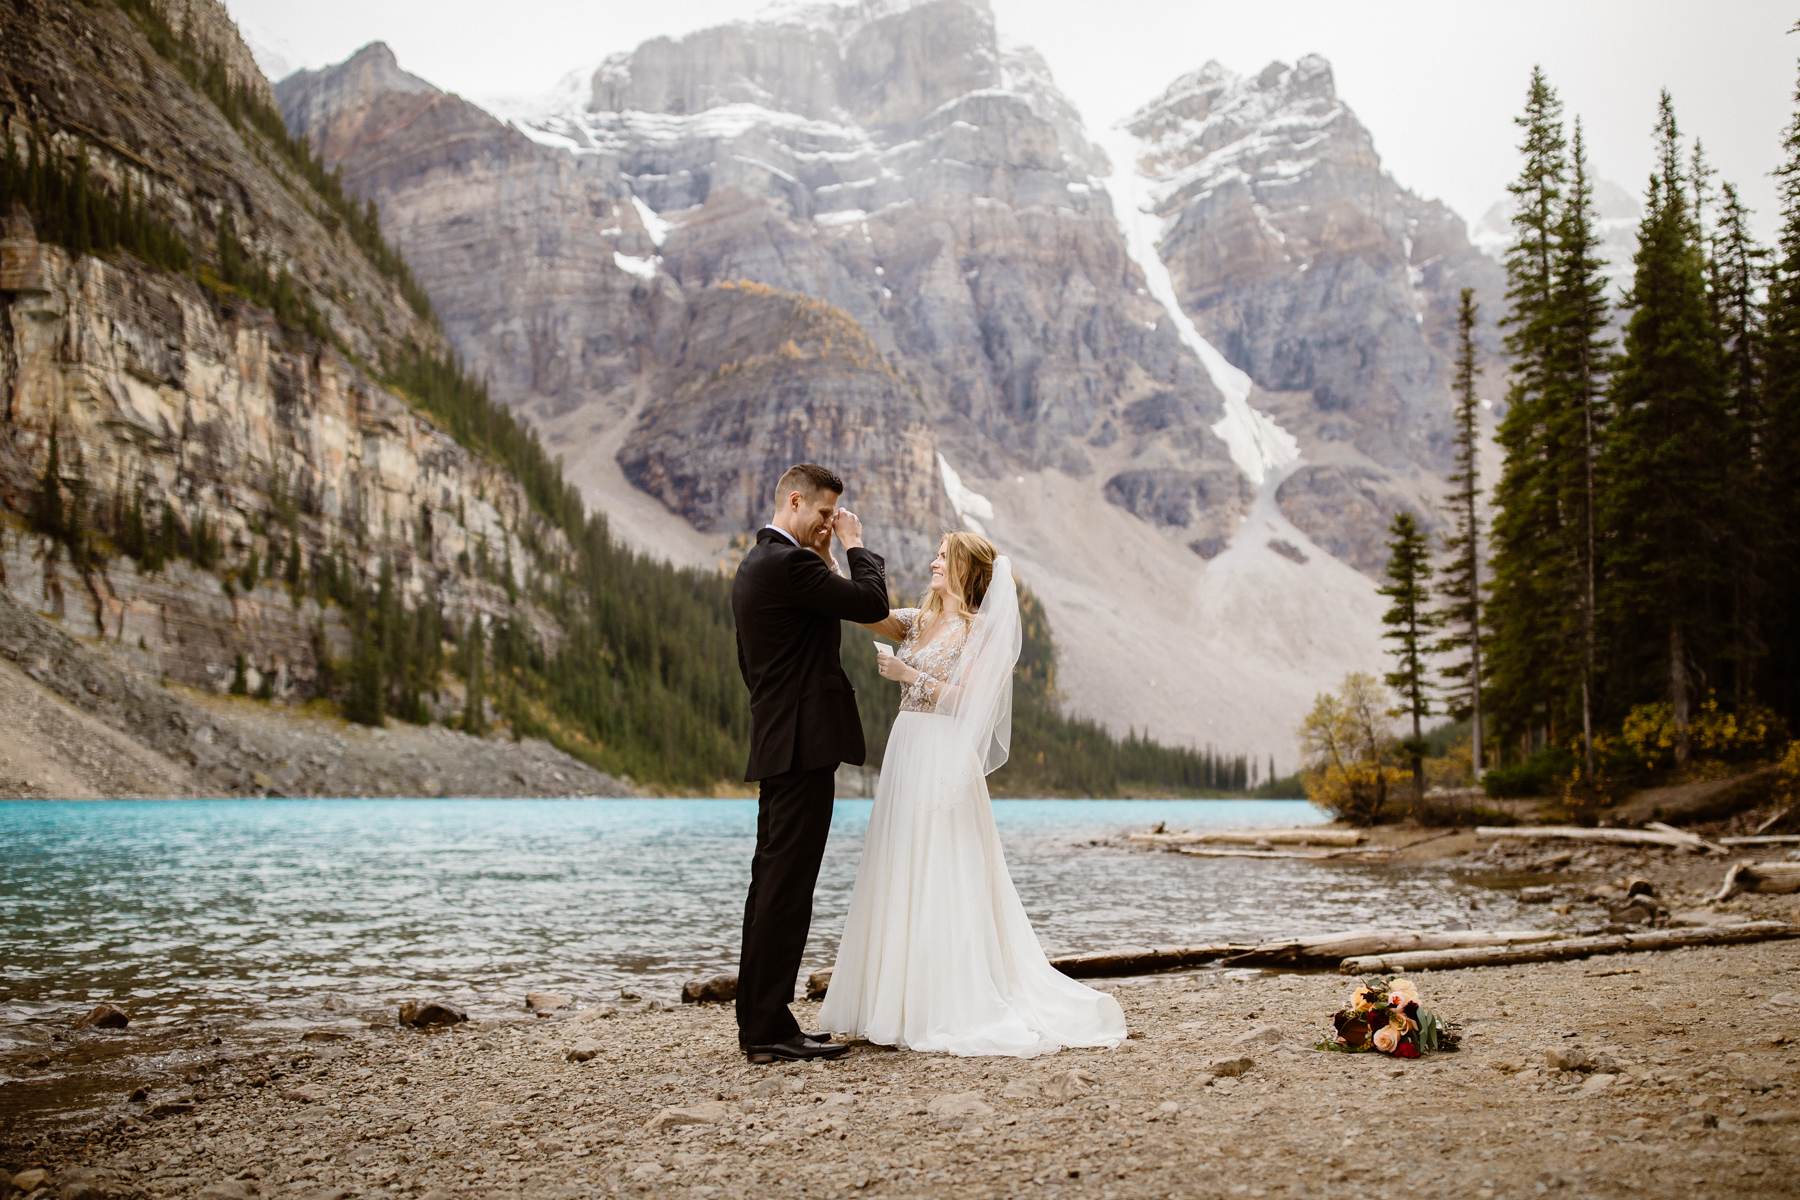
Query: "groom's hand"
832 509 864 550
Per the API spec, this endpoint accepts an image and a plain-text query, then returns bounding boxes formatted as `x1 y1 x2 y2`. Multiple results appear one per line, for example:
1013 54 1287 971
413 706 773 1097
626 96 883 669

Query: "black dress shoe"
800 1031 832 1045
743 1036 849 1064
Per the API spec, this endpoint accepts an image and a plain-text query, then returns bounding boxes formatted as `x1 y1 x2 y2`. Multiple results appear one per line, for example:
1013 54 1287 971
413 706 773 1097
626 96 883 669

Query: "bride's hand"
876 652 914 683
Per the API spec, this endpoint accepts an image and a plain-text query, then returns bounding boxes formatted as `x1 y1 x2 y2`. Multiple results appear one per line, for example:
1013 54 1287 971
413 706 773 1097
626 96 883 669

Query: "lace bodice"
893 607 969 713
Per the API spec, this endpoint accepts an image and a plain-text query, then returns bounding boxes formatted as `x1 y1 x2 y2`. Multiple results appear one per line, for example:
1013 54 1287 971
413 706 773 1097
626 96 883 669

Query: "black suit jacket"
732 528 889 782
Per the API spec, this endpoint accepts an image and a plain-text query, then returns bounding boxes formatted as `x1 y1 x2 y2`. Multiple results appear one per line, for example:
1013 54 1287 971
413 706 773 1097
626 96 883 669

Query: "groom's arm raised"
785 545 887 622
785 511 887 622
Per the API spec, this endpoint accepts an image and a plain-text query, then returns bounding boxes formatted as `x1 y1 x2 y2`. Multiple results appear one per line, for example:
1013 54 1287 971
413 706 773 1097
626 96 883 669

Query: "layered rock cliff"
0 0 597 770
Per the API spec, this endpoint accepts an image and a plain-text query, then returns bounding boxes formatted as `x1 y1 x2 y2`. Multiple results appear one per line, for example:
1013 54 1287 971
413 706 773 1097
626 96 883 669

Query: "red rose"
1395 1041 1420 1059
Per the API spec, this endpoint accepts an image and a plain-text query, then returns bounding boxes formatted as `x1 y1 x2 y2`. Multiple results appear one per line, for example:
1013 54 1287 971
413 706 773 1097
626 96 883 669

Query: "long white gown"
818 583 1128 1057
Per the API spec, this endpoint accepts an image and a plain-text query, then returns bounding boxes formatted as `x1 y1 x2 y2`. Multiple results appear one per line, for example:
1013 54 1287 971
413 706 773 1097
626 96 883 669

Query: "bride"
818 531 1128 1056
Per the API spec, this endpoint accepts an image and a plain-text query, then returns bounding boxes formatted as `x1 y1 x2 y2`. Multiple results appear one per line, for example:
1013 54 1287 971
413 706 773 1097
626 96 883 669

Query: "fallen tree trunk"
804 942 1255 998
1475 825 1719 852
1644 821 1729 854
1174 846 1383 861
1225 928 1564 966
1714 861 1800 901
1127 829 1364 849
1340 921 1798 974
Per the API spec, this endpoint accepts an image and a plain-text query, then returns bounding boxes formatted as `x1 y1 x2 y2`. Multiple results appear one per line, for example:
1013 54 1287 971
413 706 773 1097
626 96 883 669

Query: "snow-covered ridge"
757 0 993 37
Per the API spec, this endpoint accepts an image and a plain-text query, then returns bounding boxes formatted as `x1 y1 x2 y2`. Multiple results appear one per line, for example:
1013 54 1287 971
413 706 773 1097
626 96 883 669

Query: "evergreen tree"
343 588 386 727
1765 59 1800 728
461 617 488 736
1714 180 1771 704
230 652 249 696
1380 511 1439 811
1486 66 1572 755
1598 92 1736 765
1435 287 1487 775
1547 118 1614 782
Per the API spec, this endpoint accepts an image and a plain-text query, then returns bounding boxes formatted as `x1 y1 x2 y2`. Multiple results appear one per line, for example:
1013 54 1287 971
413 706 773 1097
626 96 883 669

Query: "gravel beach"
4 924 1797 1199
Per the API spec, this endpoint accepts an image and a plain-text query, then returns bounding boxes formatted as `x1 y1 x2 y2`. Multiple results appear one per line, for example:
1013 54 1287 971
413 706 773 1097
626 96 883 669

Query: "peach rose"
1387 978 1420 1008
1373 1025 1400 1054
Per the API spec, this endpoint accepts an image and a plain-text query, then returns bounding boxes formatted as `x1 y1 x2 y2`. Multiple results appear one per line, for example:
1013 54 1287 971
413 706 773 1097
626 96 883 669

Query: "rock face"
618 281 949 556
0 0 567 713
1116 55 1507 555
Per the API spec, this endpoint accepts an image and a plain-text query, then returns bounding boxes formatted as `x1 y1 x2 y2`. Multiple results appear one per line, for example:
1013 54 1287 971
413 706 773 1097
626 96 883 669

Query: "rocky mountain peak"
283 41 436 108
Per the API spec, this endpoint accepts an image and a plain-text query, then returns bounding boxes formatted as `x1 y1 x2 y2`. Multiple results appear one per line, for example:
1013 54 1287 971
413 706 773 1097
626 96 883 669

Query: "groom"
731 463 888 1064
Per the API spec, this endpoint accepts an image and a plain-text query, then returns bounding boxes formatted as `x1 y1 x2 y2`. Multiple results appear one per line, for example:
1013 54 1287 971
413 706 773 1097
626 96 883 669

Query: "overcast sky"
227 0 1794 243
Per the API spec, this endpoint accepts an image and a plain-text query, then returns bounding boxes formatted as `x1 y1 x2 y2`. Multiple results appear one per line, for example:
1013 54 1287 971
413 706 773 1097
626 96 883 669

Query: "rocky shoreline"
0 591 635 801
2 938 1796 1199
3 829 1796 1199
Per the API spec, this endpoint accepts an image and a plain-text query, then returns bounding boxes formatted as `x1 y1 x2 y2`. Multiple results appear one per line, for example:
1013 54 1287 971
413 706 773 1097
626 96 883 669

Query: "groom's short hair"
776 463 844 501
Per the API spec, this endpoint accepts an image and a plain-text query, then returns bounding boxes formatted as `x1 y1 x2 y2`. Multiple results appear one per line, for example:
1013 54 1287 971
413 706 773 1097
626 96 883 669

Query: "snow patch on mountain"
1095 122 1299 488
629 195 671 248
937 454 994 535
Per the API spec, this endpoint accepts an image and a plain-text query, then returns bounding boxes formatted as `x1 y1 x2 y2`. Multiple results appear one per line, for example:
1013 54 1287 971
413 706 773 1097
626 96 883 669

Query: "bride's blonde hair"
918 531 998 626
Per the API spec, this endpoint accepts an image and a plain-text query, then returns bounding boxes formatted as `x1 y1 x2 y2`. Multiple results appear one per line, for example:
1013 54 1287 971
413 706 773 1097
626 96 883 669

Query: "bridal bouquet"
1319 975 1459 1058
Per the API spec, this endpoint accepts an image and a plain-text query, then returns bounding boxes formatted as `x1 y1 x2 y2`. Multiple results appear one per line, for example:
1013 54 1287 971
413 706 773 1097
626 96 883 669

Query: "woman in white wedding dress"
818 532 1128 1057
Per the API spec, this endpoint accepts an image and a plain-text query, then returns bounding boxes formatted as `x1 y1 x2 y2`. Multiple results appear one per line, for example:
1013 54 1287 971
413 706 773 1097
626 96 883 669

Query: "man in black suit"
732 462 889 1063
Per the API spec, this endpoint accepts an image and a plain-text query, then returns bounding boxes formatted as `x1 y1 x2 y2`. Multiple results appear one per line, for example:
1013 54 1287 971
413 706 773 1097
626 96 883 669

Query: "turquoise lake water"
0 797 1525 1042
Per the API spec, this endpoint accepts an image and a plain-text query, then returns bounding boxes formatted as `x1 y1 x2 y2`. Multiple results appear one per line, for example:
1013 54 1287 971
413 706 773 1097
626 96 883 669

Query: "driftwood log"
1223 928 1563 965
793 929 1575 998
806 944 1251 999
1340 921 1798 973
1173 846 1382 861
1714 861 1800 901
1720 834 1800 847
1643 821 1729 854
1126 829 1365 849
1475 824 1719 852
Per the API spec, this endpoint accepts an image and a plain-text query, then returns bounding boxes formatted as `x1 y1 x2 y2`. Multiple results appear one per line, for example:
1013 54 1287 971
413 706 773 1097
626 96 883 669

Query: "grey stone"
74 1003 129 1030
397 1000 467 1028
647 1101 732 1131
927 1093 995 1123
1042 1068 1095 1103
1206 1056 1255 1079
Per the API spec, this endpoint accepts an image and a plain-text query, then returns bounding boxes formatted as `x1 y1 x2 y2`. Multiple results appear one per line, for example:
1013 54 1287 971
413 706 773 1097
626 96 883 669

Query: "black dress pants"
735 765 835 1046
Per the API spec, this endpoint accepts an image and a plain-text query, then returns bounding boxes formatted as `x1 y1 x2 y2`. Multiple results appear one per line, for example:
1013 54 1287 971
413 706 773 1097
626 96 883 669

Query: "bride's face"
928 542 948 595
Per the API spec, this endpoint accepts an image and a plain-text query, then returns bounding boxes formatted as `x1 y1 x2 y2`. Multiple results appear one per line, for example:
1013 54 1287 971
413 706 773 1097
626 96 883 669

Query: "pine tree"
1714 180 1771 705
461 617 488 736
343 587 386 727
1599 92 1735 764
1764 59 1800 729
1435 288 1487 775
1486 66 1571 755
1546 118 1614 782
230 652 249 696
1380 511 1439 811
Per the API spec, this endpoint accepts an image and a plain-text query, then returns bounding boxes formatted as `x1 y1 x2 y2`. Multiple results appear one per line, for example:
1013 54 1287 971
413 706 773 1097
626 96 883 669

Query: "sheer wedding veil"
942 555 1020 776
